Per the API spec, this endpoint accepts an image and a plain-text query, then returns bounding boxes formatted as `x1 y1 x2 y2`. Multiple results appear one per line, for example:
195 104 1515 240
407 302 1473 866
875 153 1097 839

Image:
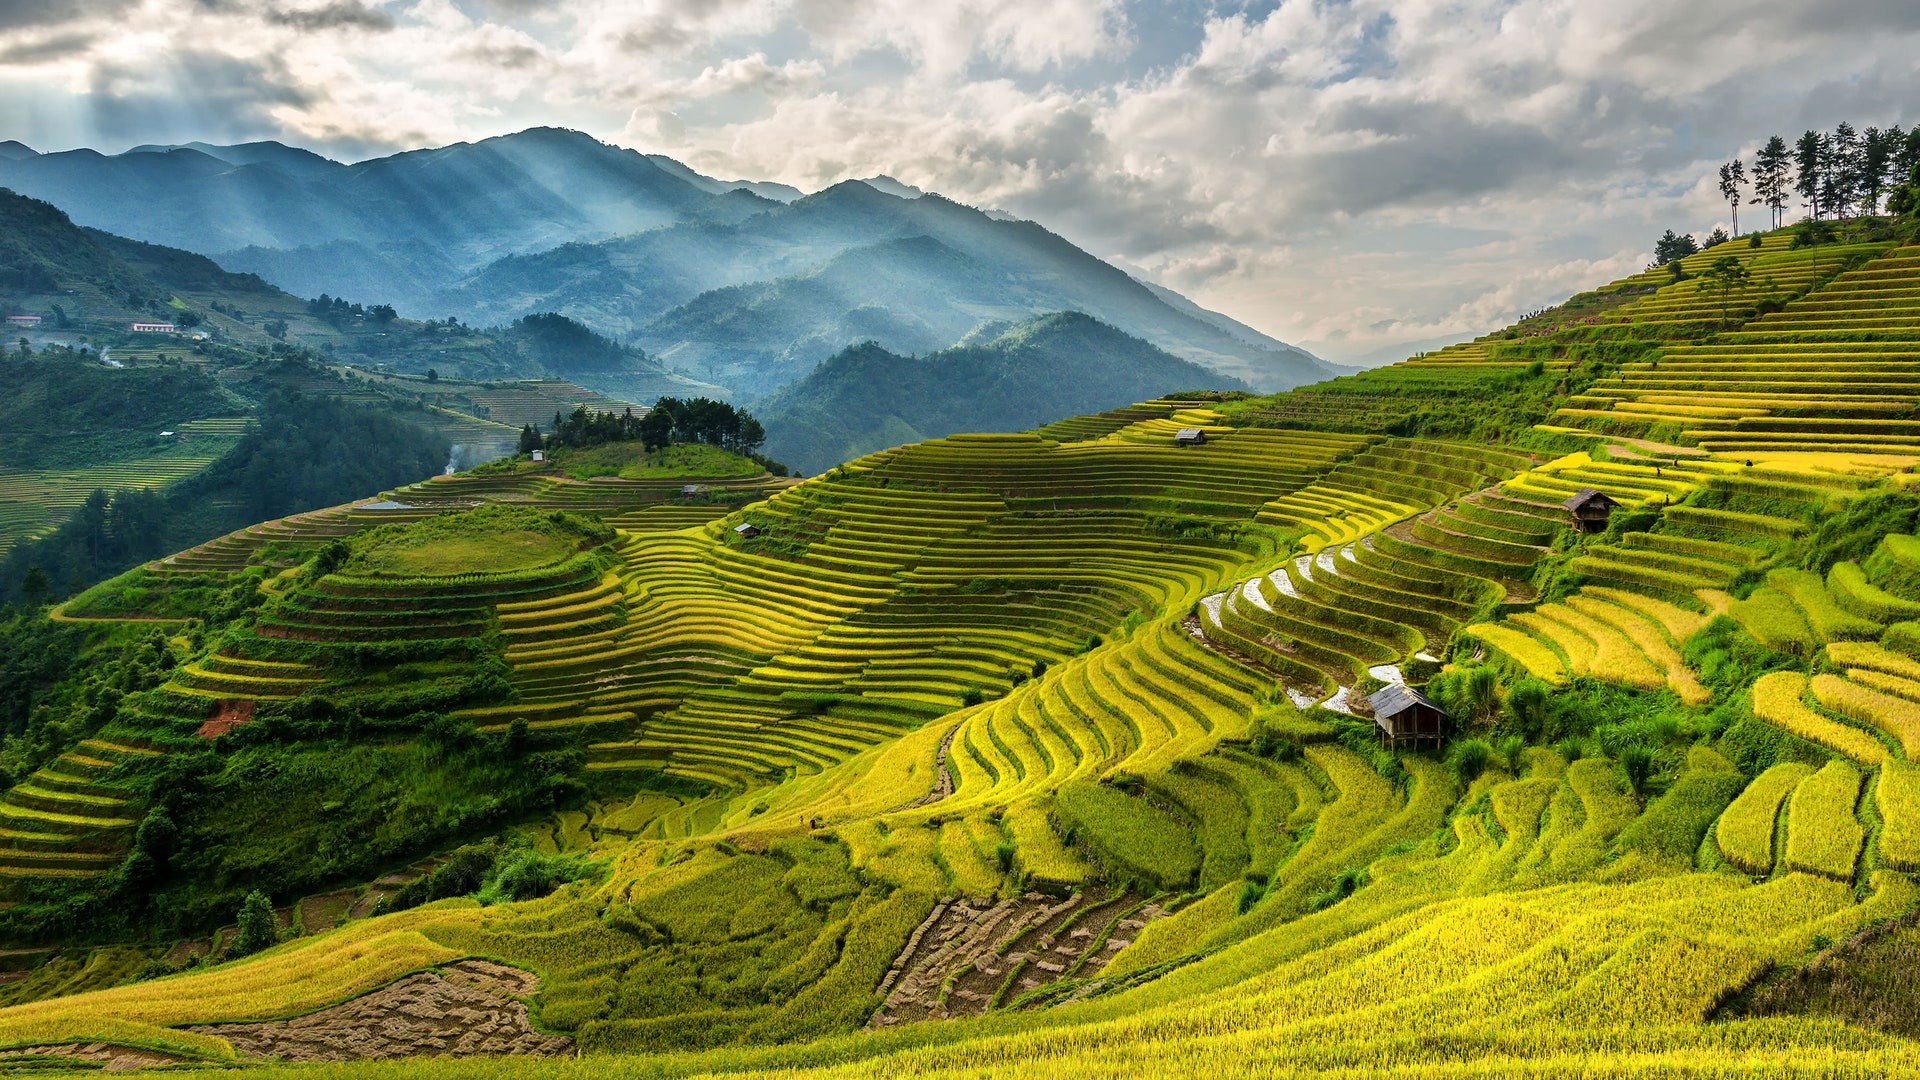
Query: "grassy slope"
2 221 1920 1075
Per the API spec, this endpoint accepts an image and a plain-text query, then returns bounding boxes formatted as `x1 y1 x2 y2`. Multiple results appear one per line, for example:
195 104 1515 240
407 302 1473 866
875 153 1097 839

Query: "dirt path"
902 721 961 810
190 960 572 1062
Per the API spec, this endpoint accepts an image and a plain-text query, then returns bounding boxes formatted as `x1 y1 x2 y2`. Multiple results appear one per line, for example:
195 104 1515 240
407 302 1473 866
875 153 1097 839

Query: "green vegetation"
2 195 1920 1080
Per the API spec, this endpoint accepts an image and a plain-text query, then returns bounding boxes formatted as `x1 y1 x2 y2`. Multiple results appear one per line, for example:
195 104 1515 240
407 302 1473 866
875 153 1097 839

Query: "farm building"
1174 427 1207 446
530 450 545 463
130 321 178 333
6 315 40 327
682 484 706 496
733 522 761 539
1563 488 1619 533
1367 684 1449 748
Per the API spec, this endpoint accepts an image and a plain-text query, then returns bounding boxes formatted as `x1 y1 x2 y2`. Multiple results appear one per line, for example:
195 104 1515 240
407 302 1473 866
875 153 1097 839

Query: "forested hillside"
759 312 1240 473
0 128 1915 1078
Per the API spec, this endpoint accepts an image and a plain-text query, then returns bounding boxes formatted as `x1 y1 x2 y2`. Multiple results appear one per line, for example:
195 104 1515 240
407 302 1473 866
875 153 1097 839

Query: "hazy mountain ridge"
0 129 1329 399
758 311 1239 473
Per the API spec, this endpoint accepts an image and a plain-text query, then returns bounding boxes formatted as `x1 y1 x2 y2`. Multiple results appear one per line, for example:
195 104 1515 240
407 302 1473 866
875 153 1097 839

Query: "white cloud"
3 0 1918 360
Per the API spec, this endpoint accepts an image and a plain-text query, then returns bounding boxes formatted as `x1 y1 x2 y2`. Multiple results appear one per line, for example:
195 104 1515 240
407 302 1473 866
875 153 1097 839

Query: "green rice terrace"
8 219 1920 1077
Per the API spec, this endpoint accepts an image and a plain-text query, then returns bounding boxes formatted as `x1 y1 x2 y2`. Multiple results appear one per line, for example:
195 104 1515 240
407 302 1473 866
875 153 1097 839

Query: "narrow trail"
902 720 962 810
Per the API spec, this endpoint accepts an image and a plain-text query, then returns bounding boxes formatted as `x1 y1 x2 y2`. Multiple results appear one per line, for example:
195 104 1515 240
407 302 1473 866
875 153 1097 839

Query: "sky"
2 1 1918 362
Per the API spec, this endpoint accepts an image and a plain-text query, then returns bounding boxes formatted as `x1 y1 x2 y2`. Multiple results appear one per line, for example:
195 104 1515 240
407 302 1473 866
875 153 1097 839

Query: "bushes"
231 890 277 957
1684 615 1799 697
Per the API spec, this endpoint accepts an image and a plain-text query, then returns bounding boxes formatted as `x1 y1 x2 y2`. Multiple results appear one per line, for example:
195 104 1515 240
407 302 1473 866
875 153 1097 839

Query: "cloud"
0 0 138 31
3 0 1919 355
266 1 395 32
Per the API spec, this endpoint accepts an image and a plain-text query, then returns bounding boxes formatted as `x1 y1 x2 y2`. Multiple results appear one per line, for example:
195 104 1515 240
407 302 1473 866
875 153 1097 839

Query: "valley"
0 193 1914 1077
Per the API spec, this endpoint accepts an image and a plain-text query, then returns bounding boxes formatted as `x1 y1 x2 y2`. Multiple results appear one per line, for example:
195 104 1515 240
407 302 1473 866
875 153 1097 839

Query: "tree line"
520 397 769 457
1718 122 1920 233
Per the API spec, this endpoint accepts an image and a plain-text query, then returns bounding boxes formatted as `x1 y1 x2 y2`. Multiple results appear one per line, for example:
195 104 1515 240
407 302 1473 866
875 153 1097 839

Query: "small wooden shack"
1174 427 1207 447
681 483 707 497
1367 684 1449 748
1563 487 1618 533
733 522 761 539
530 449 545 463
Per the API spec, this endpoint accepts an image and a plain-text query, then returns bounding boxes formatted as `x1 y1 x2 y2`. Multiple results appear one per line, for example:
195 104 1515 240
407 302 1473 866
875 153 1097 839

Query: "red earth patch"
198 699 255 739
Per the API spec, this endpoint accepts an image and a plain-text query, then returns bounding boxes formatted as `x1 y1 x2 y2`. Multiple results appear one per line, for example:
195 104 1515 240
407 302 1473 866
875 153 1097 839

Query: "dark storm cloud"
266 1 395 32
0 0 137 30
0 30 97 63
84 49 315 146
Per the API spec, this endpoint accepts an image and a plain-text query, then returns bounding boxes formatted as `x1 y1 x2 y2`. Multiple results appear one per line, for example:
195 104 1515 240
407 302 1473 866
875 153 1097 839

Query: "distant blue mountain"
0 128 1331 397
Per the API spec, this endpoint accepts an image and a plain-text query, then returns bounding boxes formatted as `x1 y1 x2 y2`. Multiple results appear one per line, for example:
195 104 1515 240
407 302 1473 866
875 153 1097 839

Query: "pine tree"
1826 122 1860 219
1718 160 1745 235
1795 130 1824 219
1752 135 1792 229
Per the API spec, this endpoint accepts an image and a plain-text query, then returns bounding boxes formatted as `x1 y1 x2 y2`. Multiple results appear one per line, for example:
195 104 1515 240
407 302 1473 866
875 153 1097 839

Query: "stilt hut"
1563 487 1619 533
1367 684 1449 748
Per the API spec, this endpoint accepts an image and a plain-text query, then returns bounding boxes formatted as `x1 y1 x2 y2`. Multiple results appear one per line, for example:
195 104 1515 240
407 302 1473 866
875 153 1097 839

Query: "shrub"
1617 745 1656 797
233 890 277 957
1447 738 1494 784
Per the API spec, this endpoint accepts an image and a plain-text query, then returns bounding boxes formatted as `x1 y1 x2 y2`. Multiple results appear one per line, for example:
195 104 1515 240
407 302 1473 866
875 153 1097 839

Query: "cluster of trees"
305 294 398 325
1719 123 1920 231
523 397 768 456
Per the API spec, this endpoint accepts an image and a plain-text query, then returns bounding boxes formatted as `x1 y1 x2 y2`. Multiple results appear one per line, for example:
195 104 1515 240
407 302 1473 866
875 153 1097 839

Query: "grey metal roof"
733 522 759 534
1175 427 1204 439
1368 683 1444 718
1563 487 1617 512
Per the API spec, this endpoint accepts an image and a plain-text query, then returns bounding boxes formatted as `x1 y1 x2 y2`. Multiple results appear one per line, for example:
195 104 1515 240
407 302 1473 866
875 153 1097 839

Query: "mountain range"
0 128 1331 400
759 312 1236 473
0 187 712 399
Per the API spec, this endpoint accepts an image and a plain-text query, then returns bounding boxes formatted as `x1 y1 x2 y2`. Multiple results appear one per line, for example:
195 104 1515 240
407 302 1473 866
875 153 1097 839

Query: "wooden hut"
1367 684 1449 748
733 522 761 539
1174 427 1207 447
1563 487 1618 533
681 484 707 497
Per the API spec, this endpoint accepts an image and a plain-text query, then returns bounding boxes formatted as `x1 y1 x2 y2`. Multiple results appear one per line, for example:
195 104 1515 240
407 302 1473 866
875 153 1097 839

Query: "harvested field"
190 960 570 1062
869 891 1162 1027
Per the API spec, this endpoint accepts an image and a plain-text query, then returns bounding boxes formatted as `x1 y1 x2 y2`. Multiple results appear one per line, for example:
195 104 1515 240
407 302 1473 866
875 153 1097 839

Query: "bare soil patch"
197 699 255 739
190 959 573 1062
2 1043 189 1071
869 891 1163 1027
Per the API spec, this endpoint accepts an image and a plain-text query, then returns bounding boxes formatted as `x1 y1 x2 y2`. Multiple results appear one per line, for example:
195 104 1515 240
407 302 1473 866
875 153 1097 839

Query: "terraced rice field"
0 447 235 552
1561 244 1920 452
18 227 1920 1074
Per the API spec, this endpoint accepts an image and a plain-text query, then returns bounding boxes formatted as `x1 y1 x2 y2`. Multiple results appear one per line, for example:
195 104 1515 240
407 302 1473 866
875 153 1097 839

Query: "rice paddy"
5 227 1920 1077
